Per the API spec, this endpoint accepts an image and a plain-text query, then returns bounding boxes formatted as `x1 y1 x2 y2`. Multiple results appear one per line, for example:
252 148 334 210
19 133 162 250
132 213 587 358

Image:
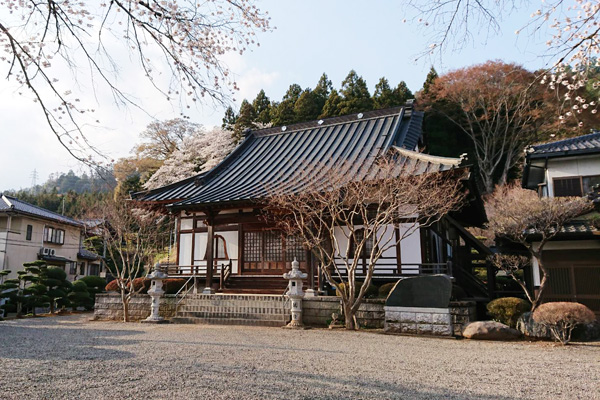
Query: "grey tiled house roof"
0 194 82 226
526 131 600 159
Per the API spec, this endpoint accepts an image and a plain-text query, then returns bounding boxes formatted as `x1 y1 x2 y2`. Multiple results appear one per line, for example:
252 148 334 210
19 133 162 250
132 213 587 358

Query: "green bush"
80 275 107 290
69 280 93 310
533 302 597 345
487 297 530 328
378 282 397 298
163 278 187 295
336 281 378 299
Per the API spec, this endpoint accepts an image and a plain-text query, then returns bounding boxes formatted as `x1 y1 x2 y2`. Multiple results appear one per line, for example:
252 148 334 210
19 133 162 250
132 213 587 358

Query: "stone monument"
384 274 454 336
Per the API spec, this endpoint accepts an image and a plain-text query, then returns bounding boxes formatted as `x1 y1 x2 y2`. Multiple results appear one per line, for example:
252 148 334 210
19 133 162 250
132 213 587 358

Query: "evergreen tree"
394 81 414 104
271 84 302 126
294 89 322 122
45 266 72 313
320 89 343 118
313 73 333 111
222 106 238 131
421 66 439 96
373 77 396 109
252 90 272 124
338 70 373 115
233 100 258 142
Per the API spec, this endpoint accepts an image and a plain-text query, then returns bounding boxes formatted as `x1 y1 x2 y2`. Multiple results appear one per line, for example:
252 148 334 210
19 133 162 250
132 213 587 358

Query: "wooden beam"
204 211 217 292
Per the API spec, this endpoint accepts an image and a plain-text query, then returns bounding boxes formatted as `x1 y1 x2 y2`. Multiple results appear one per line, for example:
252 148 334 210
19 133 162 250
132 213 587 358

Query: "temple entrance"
241 229 307 274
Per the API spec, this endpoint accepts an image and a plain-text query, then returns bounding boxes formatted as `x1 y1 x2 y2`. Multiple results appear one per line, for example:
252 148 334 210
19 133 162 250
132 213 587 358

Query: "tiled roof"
525 221 599 237
166 106 427 207
527 131 600 158
78 248 101 261
0 194 82 227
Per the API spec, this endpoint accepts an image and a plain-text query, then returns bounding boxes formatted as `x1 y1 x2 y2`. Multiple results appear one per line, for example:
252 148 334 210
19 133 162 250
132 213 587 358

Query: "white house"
522 132 600 315
0 194 103 281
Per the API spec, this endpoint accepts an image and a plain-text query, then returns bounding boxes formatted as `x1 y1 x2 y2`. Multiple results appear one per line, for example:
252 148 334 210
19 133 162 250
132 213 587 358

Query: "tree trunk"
531 251 548 312
343 301 356 330
121 291 130 322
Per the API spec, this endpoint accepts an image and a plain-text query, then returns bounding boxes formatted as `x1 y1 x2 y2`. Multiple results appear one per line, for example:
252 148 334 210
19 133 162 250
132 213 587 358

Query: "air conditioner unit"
40 247 55 256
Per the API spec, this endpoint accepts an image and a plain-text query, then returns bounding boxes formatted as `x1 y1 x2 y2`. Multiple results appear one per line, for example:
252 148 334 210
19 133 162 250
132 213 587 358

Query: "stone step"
177 310 289 321
170 316 287 327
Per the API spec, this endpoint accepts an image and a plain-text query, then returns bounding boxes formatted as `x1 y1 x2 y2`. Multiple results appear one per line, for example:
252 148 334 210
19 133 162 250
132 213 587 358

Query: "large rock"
385 275 452 308
463 321 522 340
517 312 551 339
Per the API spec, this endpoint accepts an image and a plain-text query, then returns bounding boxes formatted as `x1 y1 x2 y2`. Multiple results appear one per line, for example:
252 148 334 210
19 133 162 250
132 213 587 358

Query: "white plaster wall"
399 223 422 274
219 231 239 273
179 233 193 266
193 232 207 265
546 155 600 197
332 223 422 274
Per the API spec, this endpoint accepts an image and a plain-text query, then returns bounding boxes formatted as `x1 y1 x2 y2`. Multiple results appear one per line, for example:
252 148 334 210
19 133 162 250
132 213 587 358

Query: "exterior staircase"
171 293 291 327
220 275 290 295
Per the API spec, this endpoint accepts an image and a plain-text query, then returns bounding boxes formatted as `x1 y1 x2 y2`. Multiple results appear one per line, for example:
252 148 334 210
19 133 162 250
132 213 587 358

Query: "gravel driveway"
0 314 598 400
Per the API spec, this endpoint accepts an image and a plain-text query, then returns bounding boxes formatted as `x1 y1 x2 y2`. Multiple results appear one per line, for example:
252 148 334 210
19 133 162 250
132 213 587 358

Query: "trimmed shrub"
80 275 107 290
69 280 93 310
105 279 119 292
533 302 596 345
104 277 150 294
163 278 187 295
378 282 397 298
486 297 530 328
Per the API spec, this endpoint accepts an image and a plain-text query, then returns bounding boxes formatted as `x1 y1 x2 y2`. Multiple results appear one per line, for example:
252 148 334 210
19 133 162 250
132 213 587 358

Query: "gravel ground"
0 314 598 400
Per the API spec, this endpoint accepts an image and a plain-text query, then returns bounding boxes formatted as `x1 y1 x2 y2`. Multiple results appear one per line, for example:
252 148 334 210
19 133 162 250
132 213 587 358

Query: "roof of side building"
0 194 83 227
526 131 600 159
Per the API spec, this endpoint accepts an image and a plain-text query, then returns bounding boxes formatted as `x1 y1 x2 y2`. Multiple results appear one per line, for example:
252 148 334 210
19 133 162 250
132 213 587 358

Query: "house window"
204 235 228 260
89 264 100 276
69 263 77 275
349 228 377 260
26 225 33 241
554 175 600 197
43 227 65 244
79 262 86 275
242 231 306 268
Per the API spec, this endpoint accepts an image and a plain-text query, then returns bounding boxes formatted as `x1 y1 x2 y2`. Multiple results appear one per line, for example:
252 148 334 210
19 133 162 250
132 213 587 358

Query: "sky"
0 1 553 191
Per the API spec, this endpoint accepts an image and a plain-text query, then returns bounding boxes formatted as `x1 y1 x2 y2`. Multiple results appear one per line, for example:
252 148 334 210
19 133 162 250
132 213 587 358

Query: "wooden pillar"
204 213 215 294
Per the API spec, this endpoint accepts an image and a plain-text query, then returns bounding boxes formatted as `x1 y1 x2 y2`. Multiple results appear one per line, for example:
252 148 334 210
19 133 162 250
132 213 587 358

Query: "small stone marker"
385 274 452 308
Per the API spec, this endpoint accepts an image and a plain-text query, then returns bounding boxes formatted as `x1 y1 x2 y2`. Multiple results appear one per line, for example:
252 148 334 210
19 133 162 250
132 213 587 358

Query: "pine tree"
394 81 414 104
313 73 333 111
222 106 238 131
338 70 373 115
373 77 396 109
271 84 302 126
252 90 271 124
294 89 322 122
320 89 343 118
421 66 439 96
233 100 257 142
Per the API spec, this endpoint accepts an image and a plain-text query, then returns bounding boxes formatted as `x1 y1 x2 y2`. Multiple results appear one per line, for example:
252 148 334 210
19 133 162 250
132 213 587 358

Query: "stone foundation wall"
384 306 453 336
384 301 476 337
303 297 385 328
94 294 177 321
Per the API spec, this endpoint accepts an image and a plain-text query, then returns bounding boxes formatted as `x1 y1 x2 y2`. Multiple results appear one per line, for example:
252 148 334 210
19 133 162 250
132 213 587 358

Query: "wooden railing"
332 260 452 279
219 260 232 290
163 260 237 276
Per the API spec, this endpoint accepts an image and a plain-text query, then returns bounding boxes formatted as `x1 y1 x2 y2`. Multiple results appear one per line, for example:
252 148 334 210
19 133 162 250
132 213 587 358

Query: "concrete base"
384 306 453 336
202 287 215 294
304 289 318 298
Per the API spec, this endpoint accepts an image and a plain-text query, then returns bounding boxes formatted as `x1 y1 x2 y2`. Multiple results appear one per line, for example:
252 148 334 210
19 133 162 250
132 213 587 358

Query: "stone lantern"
143 263 168 323
283 258 307 328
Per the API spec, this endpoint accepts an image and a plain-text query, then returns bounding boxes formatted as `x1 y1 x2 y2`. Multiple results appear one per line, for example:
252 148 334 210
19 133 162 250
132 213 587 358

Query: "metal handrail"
175 275 197 312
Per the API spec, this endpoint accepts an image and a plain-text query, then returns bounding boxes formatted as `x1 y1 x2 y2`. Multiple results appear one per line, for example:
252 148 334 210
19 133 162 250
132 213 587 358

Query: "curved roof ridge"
391 146 462 166
252 106 407 137
532 131 600 150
